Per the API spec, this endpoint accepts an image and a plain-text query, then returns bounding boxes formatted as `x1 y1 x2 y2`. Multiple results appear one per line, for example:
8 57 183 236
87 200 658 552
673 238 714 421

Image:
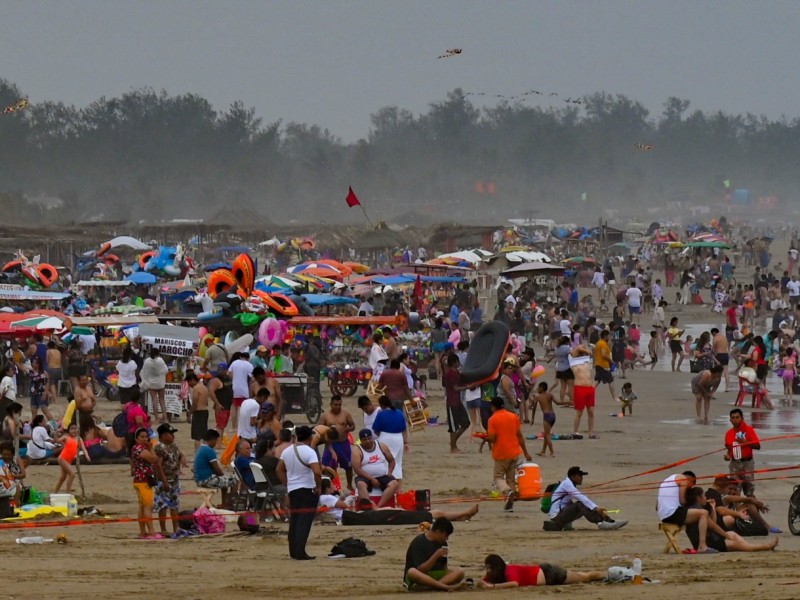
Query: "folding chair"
249 462 286 521
231 464 256 510
659 522 683 554
404 398 427 432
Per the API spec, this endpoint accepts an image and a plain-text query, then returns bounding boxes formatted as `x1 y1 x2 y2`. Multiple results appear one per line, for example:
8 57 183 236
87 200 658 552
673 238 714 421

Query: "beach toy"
258 318 283 349
738 367 757 383
471 432 487 439
225 333 253 356
531 364 546 378
253 290 299 317
144 298 158 308
208 269 237 298
36 263 59 288
516 463 542 500
461 321 511 386
232 253 256 297
138 251 156 270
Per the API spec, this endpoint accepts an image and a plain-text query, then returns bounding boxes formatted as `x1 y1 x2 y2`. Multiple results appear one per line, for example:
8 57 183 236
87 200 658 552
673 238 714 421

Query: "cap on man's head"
568 466 588 478
257 345 267 353
714 473 736 485
358 428 373 440
157 423 178 436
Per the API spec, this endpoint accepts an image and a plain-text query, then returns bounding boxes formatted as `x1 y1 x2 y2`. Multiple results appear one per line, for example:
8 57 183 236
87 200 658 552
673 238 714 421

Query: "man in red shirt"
486 397 532 512
443 354 470 454
724 408 760 496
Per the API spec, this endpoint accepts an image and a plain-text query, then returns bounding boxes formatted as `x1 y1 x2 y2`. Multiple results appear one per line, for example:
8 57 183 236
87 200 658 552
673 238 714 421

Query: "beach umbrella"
35 316 65 331
500 262 566 278
685 241 730 249
127 272 157 285
563 256 596 265
344 261 370 274
13 316 50 328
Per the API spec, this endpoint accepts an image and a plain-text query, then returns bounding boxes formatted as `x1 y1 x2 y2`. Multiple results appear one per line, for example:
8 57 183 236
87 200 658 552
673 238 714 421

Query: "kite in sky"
437 48 463 59
2 98 28 115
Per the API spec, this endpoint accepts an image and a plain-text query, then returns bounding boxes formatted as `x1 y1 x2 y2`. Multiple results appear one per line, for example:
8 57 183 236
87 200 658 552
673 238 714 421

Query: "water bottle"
16 536 53 544
67 497 78 518
632 557 643 584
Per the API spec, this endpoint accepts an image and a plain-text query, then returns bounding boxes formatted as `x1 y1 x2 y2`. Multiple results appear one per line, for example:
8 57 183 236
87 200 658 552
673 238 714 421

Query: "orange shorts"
573 385 596 411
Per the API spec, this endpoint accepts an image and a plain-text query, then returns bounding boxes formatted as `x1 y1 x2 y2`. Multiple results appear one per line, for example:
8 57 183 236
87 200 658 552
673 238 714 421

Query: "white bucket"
50 494 73 508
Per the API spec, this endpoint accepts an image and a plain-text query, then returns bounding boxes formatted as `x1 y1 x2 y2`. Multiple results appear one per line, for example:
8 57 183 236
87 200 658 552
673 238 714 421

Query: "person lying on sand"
478 553 605 588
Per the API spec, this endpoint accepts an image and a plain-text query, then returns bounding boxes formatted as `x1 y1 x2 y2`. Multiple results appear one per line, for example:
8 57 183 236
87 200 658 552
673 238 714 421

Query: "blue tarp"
372 275 416 285
126 272 157 285
420 275 467 283
301 294 358 307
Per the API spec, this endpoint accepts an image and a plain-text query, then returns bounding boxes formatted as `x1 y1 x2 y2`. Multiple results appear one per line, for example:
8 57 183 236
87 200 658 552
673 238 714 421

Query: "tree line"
0 78 797 226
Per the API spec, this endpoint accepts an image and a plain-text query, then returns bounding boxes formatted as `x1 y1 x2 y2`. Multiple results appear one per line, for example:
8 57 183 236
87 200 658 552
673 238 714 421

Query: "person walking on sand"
443 354 470 454
531 382 558 457
485 396 532 512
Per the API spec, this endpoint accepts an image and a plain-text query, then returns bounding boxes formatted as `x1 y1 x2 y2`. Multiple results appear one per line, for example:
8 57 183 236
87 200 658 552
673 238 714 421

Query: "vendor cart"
276 372 322 423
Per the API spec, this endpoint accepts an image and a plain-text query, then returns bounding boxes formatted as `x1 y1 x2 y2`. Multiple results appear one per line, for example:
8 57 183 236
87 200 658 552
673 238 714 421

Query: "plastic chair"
249 462 285 521
734 375 764 408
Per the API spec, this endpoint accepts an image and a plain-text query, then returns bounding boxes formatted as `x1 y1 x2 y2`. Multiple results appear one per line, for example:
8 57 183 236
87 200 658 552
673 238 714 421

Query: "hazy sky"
2 1 799 141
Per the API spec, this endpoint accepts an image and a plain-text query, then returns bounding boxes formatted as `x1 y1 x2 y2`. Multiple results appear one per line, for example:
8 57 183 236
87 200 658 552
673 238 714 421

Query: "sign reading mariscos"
137 323 200 357
142 335 197 357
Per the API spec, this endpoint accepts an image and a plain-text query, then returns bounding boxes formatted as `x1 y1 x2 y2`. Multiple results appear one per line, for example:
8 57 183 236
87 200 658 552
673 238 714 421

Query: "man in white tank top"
351 428 398 509
657 471 717 553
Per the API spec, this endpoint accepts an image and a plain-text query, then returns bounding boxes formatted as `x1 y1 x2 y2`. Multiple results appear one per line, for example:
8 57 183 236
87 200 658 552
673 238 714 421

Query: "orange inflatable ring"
300 238 316 250
232 253 255 297
103 253 120 266
138 251 156 269
36 263 59 288
208 269 237 299
1 260 21 273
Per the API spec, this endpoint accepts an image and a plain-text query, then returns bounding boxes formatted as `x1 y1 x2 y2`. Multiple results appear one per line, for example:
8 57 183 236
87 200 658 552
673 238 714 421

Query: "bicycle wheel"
305 388 322 423
788 487 800 535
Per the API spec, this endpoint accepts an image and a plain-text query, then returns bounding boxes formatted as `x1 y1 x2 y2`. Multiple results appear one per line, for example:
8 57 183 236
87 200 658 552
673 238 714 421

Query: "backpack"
327 537 376 558
111 409 128 438
540 482 560 513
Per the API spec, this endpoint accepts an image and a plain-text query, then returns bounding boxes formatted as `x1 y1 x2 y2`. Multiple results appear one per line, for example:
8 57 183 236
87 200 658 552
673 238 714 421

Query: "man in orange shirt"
486 397 532 513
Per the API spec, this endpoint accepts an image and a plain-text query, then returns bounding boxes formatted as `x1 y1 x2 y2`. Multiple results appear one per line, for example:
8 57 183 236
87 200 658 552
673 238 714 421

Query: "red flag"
345 186 361 208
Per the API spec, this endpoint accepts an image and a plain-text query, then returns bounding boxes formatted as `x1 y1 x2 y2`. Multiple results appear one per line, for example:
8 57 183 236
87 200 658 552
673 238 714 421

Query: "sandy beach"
4 287 800 599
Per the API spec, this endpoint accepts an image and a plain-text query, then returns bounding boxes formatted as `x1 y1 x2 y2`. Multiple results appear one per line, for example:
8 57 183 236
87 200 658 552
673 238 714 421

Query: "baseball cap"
157 423 178 436
713 473 736 484
568 466 588 477
358 428 373 440
256 345 267 352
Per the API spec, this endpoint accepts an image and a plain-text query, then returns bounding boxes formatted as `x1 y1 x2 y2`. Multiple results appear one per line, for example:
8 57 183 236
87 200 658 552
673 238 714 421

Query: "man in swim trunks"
186 372 211 451
73 374 97 418
570 346 596 439
319 395 356 491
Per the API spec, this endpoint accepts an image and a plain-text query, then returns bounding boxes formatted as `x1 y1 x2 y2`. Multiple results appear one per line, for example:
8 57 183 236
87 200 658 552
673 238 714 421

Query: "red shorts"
233 397 246 408
215 409 231 429
573 385 596 411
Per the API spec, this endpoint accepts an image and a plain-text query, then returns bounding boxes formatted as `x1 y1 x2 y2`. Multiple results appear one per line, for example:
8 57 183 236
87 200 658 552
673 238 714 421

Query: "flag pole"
359 204 374 229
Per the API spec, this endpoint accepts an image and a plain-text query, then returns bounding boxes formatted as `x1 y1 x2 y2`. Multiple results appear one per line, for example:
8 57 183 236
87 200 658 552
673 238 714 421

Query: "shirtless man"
186 372 212 450
531 382 557 457
318 395 356 490
711 327 731 392
251 367 283 420
45 341 62 401
569 346 596 439
73 375 97 416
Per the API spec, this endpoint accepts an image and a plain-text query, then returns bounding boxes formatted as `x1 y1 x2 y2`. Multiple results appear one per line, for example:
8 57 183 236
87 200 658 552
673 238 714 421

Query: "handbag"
689 360 702 374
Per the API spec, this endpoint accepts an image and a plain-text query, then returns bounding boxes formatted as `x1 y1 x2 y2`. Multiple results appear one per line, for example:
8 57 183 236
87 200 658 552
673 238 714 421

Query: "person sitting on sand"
545 466 627 531
706 474 782 534
478 553 605 588
403 517 466 592
684 486 778 553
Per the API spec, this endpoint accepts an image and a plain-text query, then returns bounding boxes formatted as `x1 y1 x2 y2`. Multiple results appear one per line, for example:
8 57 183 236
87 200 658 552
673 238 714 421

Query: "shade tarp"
301 294 359 307
102 236 151 251
77 280 133 288
500 262 566 278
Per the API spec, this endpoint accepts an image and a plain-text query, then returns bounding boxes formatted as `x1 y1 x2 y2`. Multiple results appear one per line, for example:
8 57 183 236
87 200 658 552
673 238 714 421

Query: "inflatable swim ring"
1 260 21 272
258 317 283 349
139 251 156 270
103 254 120 266
208 269 237 299
232 254 255 297
225 333 253 356
300 238 315 250
36 263 58 288
164 265 180 277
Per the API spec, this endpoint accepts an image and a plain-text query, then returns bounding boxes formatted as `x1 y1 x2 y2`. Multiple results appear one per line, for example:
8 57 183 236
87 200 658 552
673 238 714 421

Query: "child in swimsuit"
532 382 557 458
617 382 637 416
54 422 90 493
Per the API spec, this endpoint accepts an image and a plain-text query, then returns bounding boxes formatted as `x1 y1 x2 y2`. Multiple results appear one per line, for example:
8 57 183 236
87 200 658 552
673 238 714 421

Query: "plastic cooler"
516 463 542 500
